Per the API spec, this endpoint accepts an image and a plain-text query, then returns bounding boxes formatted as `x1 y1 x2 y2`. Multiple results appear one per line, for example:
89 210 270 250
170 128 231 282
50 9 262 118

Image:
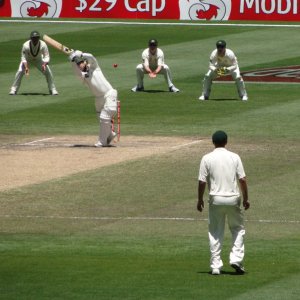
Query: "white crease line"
20 137 54 146
0 215 299 224
172 140 202 150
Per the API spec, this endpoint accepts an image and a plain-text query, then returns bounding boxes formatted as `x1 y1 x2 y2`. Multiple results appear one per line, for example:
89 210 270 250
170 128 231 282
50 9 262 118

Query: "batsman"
69 50 118 147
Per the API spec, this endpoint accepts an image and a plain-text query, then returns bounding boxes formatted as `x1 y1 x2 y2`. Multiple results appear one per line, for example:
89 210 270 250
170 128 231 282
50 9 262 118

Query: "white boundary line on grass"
1 19 300 28
1 215 299 224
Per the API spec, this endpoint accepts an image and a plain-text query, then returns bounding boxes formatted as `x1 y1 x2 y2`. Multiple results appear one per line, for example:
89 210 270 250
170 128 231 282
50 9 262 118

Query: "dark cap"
212 130 228 145
73 56 85 65
30 31 40 39
216 40 226 48
148 39 158 47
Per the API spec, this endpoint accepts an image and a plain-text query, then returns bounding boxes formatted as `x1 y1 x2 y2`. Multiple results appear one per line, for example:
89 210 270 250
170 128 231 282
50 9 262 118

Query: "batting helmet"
73 56 85 65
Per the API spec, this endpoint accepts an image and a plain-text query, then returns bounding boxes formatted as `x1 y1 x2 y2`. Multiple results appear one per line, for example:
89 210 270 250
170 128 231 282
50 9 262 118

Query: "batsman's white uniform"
198 148 246 270
135 48 175 88
10 40 57 94
70 52 117 146
200 48 247 100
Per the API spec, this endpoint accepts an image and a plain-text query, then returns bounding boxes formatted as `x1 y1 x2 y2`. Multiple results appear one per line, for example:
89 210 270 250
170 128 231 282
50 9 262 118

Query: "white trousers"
201 68 247 99
135 63 174 88
208 204 245 270
95 89 118 146
10 60 57 93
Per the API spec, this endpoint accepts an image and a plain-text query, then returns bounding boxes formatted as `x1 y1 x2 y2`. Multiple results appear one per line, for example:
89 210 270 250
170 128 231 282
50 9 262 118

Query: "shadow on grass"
19 92 50 96
197 270 246 276
143 89 169 93
71 144 116 148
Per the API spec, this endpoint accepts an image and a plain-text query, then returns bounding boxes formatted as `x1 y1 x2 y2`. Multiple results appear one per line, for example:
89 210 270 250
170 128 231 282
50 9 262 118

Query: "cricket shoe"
230 263 245 274
9 89 17 95
169 85 180 93
131 86 144 92
199 95 209 101
107 131 117 145
94 141 105 148
242 95 248 101
50 89 59 96
211 268 221 275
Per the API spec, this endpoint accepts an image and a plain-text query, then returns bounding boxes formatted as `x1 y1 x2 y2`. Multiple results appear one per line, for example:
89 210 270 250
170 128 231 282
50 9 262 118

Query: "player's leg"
208 204 226 274
231 69 248 101
95 90 118 147
36 62 58 95
227 205 246 273
9 62 25 95
131 64 145 92
199 69 217 100
159 64 179 92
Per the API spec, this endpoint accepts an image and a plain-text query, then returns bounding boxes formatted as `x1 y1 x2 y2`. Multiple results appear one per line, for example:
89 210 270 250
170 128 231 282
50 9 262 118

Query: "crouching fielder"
69 51 118 147
199 40 248 101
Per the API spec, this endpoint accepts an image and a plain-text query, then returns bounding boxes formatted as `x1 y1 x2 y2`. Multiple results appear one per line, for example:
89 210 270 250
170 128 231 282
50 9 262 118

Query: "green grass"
0 20 300 299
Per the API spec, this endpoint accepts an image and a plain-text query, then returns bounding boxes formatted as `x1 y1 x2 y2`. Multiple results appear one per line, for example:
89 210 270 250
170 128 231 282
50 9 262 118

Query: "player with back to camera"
131 39 180 93
199 40 248 101
9 31 58 95
69 50 118 147
197 130 250 275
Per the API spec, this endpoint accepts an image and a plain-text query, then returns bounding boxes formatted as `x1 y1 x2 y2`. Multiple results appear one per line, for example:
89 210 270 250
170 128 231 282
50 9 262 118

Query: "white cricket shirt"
21 40 50 63
72 53 113 98
209 48 238 72
142 48 164 70
198 148 246 205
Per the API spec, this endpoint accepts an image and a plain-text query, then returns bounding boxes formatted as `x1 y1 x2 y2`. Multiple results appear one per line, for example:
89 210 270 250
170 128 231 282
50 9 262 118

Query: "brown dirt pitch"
0 135 205 191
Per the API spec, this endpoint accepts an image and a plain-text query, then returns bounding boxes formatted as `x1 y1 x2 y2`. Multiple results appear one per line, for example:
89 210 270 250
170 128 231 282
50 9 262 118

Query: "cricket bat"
43 34 73 55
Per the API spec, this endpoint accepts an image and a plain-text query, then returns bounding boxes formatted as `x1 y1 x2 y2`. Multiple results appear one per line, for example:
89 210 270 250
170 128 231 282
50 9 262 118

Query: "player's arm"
197 180 206 212
209 51 218 72
152 52 163 75
239 177 249 210
21 45 29 75
226 52 238 72
41 43 50 72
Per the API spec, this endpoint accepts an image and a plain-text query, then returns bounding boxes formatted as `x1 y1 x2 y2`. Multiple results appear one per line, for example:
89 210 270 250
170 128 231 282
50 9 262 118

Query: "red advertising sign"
0 0 299 21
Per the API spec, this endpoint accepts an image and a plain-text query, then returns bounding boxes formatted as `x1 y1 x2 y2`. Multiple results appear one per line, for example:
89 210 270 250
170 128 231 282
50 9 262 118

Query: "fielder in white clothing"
199 40 248 101
69 50 118 147
9 31 58 95
197 130 250 275
132 39 179 93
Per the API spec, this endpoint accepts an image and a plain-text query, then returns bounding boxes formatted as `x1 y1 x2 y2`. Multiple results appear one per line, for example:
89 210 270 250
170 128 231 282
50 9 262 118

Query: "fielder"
131 39 179 93
197 130 250 275
9 31 58 95
69 50 118 147
199 40 248 101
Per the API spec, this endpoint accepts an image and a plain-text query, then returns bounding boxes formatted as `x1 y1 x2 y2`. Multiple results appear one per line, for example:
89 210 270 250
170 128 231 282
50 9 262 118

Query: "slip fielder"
199 40 248 101
69 50 118 147
9 31 58 96
131 39 180 93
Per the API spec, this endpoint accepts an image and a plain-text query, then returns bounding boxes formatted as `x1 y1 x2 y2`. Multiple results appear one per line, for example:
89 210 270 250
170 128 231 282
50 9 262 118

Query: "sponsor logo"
216 66 300 83
240 0 298 16
179 0 231 20
10 0 62 18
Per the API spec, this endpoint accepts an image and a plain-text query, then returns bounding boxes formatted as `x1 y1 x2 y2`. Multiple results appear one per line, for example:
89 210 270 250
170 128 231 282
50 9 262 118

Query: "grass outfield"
0 20 300 299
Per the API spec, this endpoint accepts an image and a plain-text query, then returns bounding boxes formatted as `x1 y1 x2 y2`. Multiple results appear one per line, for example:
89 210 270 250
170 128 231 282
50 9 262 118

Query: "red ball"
113 64 118 68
